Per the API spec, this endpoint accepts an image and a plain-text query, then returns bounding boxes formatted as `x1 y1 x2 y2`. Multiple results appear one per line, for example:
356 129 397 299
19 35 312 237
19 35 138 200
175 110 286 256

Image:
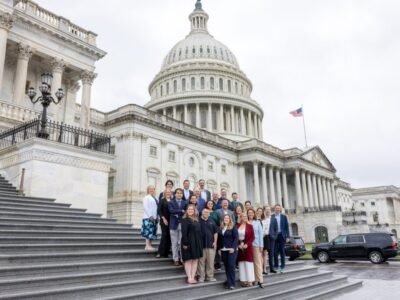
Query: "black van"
312 232 398 264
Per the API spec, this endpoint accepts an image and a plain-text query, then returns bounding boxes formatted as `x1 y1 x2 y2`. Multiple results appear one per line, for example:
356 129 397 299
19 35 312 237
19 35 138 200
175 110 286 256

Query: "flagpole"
302 105 308 148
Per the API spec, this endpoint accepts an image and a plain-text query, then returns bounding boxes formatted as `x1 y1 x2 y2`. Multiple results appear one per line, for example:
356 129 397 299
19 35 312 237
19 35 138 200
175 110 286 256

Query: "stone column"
253 161 260 204
247 110 253 136
160 140 167 188
64 81 80 124
258 117 263 140
268 166 276 205
254 115 259 139
301 170 309 209
282 170 290 210
331 182 338 207
317 176 324 209
13 44 33 106
80 71 97 129
178 146 184 182
275 168 282 206
261 164 268 205
50 58 66 122
184 104 188 123
312 174 319 210
240 108 246 135
322 178 329 208
230 105 235 133
295 168 303 211
207 103 212 131
327 180 333 208
172 106 177 119
239 163 247 202
0 13 13 93
195 103 200 127
219 103 224 132
307 172 315 209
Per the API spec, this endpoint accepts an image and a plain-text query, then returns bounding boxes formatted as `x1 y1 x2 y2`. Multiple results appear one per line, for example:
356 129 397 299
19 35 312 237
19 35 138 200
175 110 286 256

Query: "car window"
347 235 364 243
294 238 304 245
333 236 347 244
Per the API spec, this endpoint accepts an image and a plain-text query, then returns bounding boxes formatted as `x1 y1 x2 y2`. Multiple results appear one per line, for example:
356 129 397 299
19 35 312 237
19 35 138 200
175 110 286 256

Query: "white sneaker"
207 278 217 282
198 278 205 283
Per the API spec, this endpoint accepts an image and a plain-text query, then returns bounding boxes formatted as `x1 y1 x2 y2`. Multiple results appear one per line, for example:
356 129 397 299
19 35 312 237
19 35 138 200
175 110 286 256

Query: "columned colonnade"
241 161 339 212
159 103 263 139
0 12 95 130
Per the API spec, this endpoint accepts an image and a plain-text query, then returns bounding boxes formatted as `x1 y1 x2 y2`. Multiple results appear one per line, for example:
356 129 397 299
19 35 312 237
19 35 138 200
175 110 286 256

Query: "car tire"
369 251 383 264
317 251 330 263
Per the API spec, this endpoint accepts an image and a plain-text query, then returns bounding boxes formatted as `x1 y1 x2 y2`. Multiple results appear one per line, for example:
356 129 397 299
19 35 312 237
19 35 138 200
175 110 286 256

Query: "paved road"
303 260 400 299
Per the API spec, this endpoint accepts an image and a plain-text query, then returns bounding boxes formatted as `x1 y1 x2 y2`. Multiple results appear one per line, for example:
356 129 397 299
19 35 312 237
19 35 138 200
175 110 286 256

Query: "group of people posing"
141 179 290 290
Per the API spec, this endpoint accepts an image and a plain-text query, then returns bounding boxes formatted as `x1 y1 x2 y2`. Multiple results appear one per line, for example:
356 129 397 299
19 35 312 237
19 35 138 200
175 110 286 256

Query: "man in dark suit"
182 179 193 201
271 204 290 272
168 188 188 266
198 179 211 202
266 206 278 273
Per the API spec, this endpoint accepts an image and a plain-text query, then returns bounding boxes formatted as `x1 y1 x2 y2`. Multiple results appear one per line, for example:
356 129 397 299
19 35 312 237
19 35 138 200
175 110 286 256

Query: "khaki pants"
197 248 216 280
253 247 263 283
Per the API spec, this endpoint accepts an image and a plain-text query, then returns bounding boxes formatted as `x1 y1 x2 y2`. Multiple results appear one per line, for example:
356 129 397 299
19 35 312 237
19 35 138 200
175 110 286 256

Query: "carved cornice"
0 12 14 31
68 81 81 93
17 44 33 60
80 71 97 85
51 58 67 73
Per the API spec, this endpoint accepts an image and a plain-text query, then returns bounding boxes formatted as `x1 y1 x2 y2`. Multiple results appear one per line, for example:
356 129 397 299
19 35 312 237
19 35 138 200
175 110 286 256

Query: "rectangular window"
149 146 157 157
219 78 224 91
166 82 170 94
201 77 205 89
228 80 232 92
208 161 214 172
221 164 227 174
212 111 217 130
201 111 207 128
182 78 186 91
210 77 215 90
168 150 176 162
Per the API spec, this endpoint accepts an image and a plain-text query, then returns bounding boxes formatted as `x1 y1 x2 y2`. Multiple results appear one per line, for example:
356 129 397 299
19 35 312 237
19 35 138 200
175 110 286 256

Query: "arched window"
228 80 232 93
182 78 186 92
235 82 238 94
166 82 169 94
200 46 203 55
191 77 195 90
160 85 163 97
200 77 205 89
173 80 177 93
210 77 215 90
192 47 196 54
219 78 224 91
291 223 299 236
315 226 329 243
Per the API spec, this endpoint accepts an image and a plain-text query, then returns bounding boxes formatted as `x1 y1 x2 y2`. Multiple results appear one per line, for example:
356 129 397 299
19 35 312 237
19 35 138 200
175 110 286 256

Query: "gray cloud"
35 0 400 188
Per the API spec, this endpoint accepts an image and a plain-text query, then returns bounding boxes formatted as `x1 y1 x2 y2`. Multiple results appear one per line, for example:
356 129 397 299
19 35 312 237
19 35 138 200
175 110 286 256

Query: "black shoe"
270 270 277 273
258 282 264 289
262 271 268 275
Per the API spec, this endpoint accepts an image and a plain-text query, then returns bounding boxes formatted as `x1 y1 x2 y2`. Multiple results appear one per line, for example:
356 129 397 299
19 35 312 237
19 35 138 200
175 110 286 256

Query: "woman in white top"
261 206 272 274
141 185 159 251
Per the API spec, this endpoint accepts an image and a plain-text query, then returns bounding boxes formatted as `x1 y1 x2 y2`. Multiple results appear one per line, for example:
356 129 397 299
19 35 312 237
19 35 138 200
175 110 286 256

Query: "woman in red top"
236 212 255 287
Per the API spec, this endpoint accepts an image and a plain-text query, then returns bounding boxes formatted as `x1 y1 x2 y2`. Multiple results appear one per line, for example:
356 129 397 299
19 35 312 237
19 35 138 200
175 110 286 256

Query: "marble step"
0 211 117 223
0 229 138 238
0 197 71 208
0 222 133 232
0 217 133 228
0 206 102 218
0 194 57 203
0 202 87 214
0 263 314 300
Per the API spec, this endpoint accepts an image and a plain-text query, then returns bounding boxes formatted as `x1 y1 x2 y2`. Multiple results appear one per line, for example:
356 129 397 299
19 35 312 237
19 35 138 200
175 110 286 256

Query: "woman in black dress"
181 204 203 284
156 189 172 258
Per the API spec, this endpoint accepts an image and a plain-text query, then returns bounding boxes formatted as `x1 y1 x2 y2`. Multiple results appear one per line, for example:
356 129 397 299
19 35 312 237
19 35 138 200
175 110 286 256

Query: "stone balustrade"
14 0 97 46
0 100 40 123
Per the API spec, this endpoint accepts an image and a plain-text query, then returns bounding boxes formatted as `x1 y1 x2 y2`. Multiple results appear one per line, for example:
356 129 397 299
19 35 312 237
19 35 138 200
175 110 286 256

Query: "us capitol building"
0 0 399 243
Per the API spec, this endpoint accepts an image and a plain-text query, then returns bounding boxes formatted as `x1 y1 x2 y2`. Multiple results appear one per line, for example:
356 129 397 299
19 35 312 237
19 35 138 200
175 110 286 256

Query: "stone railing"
0 100 40 123
14 0 97 46
237 138 285 157
104 104 238 149
75 103 106 126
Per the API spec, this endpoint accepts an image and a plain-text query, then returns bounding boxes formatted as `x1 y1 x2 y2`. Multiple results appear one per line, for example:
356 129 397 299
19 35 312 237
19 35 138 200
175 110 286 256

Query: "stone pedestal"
0 138 114 215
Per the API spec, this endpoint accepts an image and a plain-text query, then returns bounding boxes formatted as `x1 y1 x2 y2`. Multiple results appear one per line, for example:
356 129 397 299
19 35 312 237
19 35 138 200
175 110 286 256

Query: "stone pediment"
301 147 336 171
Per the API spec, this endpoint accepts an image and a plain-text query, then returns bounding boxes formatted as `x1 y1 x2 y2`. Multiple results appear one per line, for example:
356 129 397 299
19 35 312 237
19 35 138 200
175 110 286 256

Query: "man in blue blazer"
271 204 290 272
168 188 188 265
267 207 279 273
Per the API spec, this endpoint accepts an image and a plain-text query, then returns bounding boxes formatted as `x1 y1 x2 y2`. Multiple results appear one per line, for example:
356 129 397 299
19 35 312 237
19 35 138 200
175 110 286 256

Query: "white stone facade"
1 0 399 242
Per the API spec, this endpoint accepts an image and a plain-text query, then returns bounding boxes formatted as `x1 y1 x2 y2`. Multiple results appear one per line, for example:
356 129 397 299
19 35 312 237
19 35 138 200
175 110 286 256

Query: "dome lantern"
189 0 209 34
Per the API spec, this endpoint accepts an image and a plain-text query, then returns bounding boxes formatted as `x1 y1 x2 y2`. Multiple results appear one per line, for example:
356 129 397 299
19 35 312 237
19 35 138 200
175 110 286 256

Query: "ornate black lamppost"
351 204 356 224
27 73 65 138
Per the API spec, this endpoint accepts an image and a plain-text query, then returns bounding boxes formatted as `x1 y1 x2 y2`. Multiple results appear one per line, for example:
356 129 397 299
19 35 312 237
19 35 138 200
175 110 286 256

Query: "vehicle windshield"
294 238 304 245
333 235 347 244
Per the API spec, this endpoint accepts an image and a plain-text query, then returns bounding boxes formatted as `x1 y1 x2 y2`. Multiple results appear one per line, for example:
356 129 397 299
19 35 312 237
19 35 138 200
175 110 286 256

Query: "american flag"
289 107 303 117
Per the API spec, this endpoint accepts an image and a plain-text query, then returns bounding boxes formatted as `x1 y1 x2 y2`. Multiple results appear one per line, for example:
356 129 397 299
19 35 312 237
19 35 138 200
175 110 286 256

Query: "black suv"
286 236 306 261
312 232 398 264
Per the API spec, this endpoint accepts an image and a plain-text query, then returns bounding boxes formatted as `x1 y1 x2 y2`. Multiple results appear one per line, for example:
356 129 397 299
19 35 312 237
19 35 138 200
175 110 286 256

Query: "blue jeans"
274 233 286 269
221 250 236 287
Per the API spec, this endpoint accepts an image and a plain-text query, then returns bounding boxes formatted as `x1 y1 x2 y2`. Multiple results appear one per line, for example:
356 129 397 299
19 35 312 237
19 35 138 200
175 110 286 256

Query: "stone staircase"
0 175 362 299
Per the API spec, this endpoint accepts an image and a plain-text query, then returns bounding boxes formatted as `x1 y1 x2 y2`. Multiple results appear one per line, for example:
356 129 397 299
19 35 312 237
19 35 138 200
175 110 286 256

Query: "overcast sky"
36 0 400 189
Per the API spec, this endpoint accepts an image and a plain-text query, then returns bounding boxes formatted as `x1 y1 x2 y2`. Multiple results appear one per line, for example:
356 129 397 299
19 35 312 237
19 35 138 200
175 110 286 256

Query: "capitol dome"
145 0 264 141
